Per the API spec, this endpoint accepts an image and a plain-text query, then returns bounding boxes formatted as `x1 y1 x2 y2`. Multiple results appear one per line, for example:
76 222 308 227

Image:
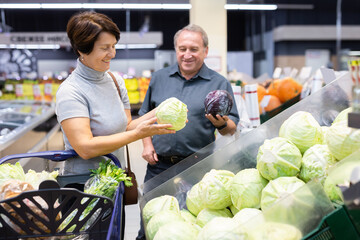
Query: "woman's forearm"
127 109 156 130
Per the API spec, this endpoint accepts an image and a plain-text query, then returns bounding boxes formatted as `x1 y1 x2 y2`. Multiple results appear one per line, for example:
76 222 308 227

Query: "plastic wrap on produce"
140 72 353 236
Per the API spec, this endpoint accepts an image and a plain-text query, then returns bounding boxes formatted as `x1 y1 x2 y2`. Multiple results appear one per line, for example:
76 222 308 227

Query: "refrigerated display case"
139 71 356 238
0 100 55 154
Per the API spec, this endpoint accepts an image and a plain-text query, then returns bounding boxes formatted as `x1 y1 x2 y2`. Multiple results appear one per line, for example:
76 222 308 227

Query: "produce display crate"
303 204 360 240
139 72 354 238
260 93 301 123
0 150 124 240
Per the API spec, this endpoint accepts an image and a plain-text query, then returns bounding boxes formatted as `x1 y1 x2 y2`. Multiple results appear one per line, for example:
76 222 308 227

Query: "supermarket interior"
0 0 360 240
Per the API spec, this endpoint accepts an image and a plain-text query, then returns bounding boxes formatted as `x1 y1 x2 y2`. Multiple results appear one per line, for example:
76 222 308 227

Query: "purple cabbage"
204 90 233 117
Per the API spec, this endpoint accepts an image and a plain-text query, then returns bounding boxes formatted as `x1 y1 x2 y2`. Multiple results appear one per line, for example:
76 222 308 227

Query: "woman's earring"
80 55 84 61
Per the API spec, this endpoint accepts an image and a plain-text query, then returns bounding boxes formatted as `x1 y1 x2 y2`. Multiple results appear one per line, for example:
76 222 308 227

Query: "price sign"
15 84 23 97
33 84 41 97
44 83 52 95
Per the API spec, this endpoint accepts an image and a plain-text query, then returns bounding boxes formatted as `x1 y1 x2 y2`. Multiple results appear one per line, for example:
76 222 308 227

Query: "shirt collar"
168 63 211 81
74 58 106 82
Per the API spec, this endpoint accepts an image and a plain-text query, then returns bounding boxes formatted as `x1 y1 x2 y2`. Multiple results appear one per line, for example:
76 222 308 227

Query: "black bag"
124 145 138 205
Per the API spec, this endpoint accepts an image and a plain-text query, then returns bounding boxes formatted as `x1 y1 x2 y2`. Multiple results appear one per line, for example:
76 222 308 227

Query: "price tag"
33 84 41 97
44 83 52 95
15 84 23 97
5 84 14 92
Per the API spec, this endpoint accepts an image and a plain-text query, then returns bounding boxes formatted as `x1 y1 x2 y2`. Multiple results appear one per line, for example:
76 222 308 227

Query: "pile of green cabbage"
155 97 188 131
142 108 360 240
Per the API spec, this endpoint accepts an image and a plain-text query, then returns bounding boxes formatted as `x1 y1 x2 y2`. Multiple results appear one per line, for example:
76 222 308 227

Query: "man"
136 24 239 240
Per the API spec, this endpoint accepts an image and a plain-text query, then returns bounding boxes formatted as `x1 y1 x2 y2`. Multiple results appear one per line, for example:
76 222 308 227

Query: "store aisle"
124 139 147 240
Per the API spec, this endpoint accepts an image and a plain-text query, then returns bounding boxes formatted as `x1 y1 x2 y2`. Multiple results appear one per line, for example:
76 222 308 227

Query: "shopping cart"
0 150 124 240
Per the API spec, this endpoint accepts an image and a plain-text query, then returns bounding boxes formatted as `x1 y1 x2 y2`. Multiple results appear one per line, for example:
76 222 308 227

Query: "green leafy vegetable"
155 97 188 131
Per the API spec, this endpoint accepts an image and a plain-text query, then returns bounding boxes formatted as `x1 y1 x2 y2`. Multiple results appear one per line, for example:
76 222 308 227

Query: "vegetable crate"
303 204 360 240
0 150 124 240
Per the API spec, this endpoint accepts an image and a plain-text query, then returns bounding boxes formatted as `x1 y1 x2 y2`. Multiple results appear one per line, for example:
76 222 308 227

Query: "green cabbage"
299 144 337 183
196 208 232 228
229 205 240 215
250 222 302 240
320 126 329 144
230 168 268 210
153 220 199 240
142 195 180 225
323 177 344 203
186 183 204 216
261 176 306 211
325 121 360 160
0 162 25 186
155 97 188 131
279 111 323 154
332 107 352 124
197 217 250 240
198 169 235 209
256 137 302 180
180 209 197 224
233 208 264 226
25 169 59 189
146 210 184 240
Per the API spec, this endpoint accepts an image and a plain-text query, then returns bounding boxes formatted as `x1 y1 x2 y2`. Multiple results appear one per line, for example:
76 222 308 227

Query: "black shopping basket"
0 150 124 240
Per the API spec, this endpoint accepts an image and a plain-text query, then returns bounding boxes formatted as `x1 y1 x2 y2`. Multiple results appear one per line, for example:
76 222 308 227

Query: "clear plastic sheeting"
140 72 353 236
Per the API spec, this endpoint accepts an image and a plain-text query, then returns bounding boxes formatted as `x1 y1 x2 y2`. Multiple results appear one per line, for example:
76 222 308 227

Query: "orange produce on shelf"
277 77 303 103
257 84 267 102
267 79 281 98
260 95 282 114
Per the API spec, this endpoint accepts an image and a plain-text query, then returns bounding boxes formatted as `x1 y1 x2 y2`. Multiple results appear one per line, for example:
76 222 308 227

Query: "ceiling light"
0 3 192 10
0 3 41 9
225 4 278 10
82 3 124 9
41 3 83 9
123 4 162 9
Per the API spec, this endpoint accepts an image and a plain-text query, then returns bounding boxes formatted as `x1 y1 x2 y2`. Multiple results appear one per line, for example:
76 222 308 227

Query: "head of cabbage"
146 210 184 240
279 111 323 154
198 169 235 209
250 222 302 240
155 97 188 131
197 217 250 240
230 168 268 210
142 195 180 225
261 176 306 211
153 220 199 240
325 121 360 160
195 207 232 228
299 144 337 183
256 137 302 180
233 208 264 227
332 107 352 124
186 183 204 216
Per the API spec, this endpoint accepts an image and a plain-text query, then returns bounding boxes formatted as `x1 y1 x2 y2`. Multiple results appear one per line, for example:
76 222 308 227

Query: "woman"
56 11 175 177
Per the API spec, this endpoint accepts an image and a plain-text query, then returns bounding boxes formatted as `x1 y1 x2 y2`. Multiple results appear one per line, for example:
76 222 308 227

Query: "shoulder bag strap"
108 71 132 171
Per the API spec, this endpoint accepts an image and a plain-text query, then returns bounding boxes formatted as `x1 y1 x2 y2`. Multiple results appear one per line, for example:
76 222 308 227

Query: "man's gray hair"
174 24 209 48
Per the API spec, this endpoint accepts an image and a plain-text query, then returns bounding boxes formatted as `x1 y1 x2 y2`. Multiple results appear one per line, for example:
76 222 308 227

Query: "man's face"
175 30 208 79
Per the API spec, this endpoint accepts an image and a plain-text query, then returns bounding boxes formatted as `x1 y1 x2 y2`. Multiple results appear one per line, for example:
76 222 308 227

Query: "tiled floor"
124 140 147 240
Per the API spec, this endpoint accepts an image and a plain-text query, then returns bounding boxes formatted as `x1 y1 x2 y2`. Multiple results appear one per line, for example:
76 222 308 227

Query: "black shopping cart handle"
0 150 121 168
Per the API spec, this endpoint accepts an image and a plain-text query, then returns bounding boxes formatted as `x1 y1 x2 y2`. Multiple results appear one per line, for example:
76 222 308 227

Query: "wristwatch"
216 121 227 130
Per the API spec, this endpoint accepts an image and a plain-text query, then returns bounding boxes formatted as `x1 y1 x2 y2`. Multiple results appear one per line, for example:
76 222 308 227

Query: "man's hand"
142 138 159 165
205 114 228 128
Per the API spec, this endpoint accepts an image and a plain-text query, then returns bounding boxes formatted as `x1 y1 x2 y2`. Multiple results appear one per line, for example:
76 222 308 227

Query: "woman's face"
81 31 117 72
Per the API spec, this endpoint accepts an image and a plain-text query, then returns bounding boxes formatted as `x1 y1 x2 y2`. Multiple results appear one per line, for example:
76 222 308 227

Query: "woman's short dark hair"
66 11 120 57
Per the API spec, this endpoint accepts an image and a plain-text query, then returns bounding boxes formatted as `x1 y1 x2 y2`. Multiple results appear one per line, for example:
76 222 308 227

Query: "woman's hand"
135 117 175 139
